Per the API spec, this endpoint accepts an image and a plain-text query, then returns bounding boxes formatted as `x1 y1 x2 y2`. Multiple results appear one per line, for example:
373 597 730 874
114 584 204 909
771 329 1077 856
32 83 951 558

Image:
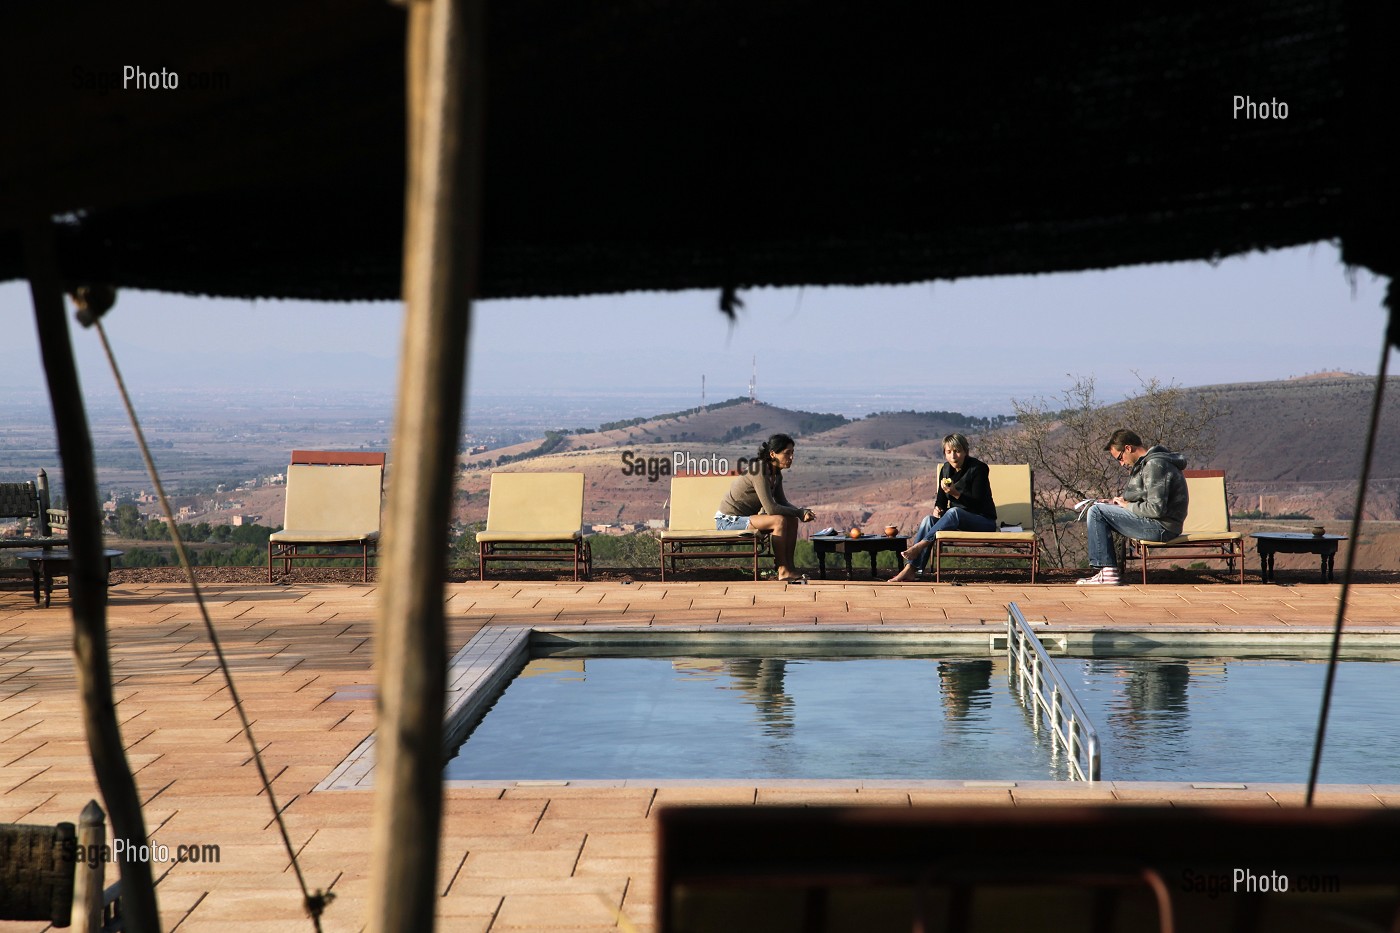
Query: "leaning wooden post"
24 220 161 933
36 469 52 538
74 799 107 933
368 0 483 930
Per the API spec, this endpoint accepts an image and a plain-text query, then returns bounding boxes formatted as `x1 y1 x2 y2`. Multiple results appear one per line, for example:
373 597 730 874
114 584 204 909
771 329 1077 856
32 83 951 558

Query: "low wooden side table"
812 535 907 580
1250 533 1346 584
13 548 123 607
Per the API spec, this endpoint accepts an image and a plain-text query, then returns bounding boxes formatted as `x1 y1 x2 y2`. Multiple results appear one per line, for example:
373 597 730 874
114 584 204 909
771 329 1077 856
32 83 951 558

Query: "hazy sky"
0 241 1392 419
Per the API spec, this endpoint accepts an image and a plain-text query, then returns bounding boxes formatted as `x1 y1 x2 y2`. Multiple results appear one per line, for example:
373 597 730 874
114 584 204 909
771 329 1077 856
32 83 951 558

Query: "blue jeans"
715 513 751 531
907 508 997 571
1085 502 1171 569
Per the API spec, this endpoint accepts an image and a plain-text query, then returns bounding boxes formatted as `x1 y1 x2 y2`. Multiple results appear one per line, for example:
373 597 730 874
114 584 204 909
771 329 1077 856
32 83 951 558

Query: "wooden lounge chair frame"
933 464 1039 582
1124 469 1245 584
477 472 591 581
267 450 385 582
659 474 769 581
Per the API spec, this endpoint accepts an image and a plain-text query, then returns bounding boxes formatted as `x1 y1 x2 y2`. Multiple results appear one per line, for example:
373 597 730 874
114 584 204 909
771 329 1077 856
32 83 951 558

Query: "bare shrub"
979 375 1224 568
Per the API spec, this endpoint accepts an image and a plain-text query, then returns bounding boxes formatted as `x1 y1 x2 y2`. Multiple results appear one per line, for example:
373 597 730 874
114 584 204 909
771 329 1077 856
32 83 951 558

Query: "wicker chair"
0 799 116 931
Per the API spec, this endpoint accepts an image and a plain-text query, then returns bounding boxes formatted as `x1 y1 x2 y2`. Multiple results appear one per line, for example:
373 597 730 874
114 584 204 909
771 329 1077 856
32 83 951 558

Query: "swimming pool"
1053 656 1400 782
443 650 1400 783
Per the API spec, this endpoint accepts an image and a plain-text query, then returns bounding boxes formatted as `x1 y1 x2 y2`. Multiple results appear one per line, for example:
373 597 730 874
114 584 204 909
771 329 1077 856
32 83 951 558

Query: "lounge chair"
477 472 591 581
267 450 385 582
659 475 768 581
933 463 1039 582
1123 469 1245 583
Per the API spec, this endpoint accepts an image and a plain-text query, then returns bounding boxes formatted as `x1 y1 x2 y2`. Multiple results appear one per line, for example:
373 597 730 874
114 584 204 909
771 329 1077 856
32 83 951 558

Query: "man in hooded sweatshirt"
1077 429 1189 585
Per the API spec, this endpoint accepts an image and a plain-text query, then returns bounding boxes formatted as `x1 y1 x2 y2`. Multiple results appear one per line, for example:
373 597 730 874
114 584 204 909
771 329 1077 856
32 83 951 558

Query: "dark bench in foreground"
658 804 1400 932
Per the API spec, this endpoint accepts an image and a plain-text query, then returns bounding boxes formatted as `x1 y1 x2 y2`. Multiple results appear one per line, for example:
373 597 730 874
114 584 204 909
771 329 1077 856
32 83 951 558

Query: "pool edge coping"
316 621 1400 792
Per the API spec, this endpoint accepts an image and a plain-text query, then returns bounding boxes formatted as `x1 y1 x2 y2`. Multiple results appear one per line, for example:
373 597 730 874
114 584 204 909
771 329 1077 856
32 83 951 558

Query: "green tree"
111 503 145 538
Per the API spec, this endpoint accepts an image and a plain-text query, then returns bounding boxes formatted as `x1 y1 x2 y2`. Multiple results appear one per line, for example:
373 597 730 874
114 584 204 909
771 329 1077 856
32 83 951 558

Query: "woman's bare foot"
888 562 916 583
900 541 928 562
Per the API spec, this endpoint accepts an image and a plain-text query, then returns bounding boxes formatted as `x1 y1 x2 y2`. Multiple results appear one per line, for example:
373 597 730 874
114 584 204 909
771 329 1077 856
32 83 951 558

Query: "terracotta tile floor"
3 579 1399 931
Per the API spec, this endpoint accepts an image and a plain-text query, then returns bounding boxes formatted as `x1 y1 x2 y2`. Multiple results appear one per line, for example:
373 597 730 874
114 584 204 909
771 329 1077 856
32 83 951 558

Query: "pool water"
1055 657 1400 782
443 653 1400 783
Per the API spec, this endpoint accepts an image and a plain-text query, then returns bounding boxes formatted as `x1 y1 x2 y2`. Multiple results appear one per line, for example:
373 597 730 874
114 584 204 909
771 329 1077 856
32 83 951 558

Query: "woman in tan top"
716 433 815 582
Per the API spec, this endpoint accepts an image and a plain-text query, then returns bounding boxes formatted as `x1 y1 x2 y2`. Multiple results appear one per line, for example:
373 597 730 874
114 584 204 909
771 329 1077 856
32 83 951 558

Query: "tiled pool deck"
4 579 1400 931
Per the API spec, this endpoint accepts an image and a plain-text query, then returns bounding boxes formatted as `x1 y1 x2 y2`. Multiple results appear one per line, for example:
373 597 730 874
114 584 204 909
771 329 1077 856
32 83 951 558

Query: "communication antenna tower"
749 356 757 404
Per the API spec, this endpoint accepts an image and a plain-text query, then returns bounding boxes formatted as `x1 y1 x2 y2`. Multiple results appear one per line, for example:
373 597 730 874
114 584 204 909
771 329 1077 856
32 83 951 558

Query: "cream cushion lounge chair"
1125 469 1245 584
659 474 767 581
267 450 385 582
477 472 591 581
933 463 1039 582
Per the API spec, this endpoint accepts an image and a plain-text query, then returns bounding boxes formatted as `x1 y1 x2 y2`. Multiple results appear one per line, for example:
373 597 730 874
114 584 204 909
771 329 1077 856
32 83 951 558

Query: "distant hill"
463 401 1015 468
462 399 852 468
1175 375 1400 483
804 411 1010 451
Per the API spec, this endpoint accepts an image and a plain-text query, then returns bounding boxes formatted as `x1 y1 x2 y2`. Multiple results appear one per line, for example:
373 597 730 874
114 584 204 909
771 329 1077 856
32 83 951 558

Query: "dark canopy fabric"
1 1 1396 301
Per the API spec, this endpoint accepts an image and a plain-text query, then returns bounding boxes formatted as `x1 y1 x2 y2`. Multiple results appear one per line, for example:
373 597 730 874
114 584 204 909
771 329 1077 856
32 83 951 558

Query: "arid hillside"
452 374 1400 526
460 399 849 468
1183 374 1400 483
804 411 999 450
1109 374 1400 521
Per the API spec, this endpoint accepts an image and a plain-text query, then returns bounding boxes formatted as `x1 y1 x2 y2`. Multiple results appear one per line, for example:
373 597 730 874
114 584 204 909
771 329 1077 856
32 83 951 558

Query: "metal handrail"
1006 603 1101 781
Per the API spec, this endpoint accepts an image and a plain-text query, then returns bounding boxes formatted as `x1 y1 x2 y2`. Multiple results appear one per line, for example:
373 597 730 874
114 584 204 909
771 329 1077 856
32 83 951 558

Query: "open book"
1073 498 1099 521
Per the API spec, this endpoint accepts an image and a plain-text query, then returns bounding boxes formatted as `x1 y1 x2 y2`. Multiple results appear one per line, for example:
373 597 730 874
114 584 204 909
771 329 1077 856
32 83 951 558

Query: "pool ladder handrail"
1006 603 1101 781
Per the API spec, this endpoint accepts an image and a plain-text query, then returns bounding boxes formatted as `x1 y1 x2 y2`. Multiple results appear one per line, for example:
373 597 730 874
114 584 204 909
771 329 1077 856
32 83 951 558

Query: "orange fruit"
849 528 862 538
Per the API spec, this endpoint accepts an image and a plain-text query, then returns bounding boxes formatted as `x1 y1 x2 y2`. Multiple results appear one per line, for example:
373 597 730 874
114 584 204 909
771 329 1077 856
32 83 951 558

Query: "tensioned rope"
80 303 334 929
1305 281 1397 807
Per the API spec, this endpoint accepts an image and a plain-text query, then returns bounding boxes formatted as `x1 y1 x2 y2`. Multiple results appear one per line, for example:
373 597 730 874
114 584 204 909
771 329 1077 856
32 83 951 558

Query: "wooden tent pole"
368 0 483 930
24 219 162 933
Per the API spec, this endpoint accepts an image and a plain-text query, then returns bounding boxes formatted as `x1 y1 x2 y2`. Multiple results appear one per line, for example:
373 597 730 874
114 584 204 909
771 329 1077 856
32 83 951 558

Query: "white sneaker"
1076 567 1121 586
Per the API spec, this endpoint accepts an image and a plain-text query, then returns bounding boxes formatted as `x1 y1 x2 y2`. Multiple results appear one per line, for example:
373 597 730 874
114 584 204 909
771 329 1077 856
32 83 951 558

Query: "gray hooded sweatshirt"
1121 446 1189 537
